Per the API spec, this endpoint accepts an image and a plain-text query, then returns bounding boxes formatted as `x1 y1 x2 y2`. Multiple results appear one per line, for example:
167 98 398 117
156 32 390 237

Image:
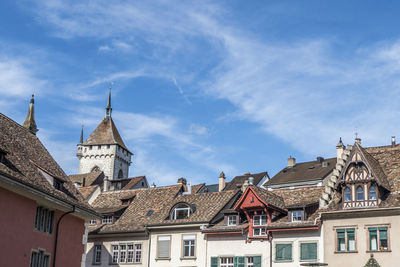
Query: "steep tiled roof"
271 187 324 208
251 186 286 211
267 158 336 186
83 117 129 152
69 171 103 186
0 113 95 214
78 185 99 199
121 176 146 190
225 172 267 190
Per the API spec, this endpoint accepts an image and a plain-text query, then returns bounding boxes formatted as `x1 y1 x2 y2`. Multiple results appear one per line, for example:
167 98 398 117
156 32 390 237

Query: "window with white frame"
111 245 119 263
34 206 54 234
291 210 302 222
89 219 97 225
227 215 237 226
183 235 195 258
253 215 267 226
220 257 234 267
253 227 267 236
247 256 254 267
134 244 142 263
102 216 113 224
157 236 171 259
119 245 127 263
127 244 134 263
30 250 50 267
93 245 101 264
170 203 191 220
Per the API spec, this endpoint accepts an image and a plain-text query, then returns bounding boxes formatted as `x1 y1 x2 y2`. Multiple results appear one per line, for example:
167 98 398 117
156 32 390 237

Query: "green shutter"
378 227 388 231
234 256 245 267
300 243 317 260
336 229 345 233
211 257 218 267
379 229 387 240
253 256 261 267
368 227 377 231
346 228 355 233
276 243 292 261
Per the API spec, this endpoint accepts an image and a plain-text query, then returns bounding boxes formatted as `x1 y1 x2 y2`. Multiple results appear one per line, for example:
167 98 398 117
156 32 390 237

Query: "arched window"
357 186 364 201
369 186 377 200
91 166 100 172
344 187 351 202
118 169 124 179
170 203 191 220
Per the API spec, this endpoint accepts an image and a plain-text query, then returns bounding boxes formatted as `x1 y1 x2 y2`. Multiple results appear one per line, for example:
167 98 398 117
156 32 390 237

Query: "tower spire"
79 122 84 143
22 94 38 135
105 82 113 118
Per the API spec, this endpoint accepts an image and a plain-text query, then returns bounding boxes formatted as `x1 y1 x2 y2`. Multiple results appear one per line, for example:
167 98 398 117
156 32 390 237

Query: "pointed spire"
105 83 113 119
22 94 38 135
79 122 84 143
336 137 344 148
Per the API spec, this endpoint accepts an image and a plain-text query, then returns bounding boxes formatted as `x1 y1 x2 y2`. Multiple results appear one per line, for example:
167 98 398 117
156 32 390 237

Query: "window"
336 228 355 252
247 256 254 267
34 206 54 234
102 216 113 224
253 215 267 226
53 179 63 190
171 203 191 220
30 250 50 267
89 219 97 225
292 210 302 222
157 236 171 259
344 187 352 202
275 243 292 261
253 228 267 236
369 186 377 200
369 227 388 251
134 244 142 263
126 244 134 263
357 186 364 201
111 245 119 264
220 257 234 267
119 245 127 263
300 242 318 261
183 235 195 258
228 215 237 226
93 245 101 264
98 145 101 149
118 169 123 179
107 145 110 149
89 146 93 150
91 166 100 172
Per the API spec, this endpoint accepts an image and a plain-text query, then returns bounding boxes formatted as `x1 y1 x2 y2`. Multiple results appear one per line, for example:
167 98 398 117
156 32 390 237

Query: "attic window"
291 210 303 222
53 179 63 191
322 162 329 167
308 166 315 169
170 203 191 220
121 197 134 205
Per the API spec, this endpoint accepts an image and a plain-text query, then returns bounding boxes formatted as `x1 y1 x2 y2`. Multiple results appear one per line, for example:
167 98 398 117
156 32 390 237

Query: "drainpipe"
145 226 151 267
53 206 75 267
268 231 273 267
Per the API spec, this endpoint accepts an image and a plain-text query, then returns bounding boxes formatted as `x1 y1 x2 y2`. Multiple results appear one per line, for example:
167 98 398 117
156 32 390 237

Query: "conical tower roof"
22 94 38 135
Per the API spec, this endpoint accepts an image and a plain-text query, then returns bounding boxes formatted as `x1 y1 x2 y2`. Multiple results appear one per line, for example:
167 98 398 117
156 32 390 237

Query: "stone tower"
77 89 132 180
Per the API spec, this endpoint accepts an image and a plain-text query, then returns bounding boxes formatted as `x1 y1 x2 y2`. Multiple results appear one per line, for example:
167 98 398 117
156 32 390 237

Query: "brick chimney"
218 172 226 192
287 156 296 168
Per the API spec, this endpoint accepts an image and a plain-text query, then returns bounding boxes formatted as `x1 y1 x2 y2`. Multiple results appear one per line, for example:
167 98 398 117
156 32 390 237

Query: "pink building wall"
0 187 85 267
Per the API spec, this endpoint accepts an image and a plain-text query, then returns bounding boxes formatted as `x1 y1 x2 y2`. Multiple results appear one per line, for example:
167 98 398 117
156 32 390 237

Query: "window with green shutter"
234 256 245 267
211 257 219 267
300 242 317 261
275 243 292 261
252 256 261 267
368 226 389 251
336 228 355 252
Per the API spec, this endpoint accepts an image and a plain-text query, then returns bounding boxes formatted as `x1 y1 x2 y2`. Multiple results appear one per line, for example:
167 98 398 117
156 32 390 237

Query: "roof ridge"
0 112 36 134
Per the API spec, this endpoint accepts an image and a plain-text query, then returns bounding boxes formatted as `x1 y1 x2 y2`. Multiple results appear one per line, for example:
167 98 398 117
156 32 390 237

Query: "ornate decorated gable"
235 187 266 210
338 143 390 209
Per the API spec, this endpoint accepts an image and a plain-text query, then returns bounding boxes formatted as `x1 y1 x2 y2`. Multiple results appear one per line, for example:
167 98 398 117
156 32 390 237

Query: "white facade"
77 143 131 180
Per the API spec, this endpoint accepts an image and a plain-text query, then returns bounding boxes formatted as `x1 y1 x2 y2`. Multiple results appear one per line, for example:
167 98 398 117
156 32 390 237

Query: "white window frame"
253 215 267 226
227 215 237 226
253 227 267 236
182 235 196 258
247 256 254 267
291 210 302 222
134 243 142 263
93 245 101 264
220 257 234 267
111 245 119 263
102 216 113 224
127 244 134 263
89 219 97 225
172 205 191 220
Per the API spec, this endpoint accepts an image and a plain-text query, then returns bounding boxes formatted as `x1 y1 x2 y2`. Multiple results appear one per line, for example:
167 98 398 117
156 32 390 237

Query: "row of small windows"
30 250 50 267
211 256 261 267
34 206 54 234
344 186 377 202
336 226 389 252
157 235 196 259
86 145 128 154
92 243 142 264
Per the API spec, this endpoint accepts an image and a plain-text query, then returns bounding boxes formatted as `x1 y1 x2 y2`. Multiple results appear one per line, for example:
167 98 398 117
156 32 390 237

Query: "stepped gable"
224 171 267 190
266 158 336 186
83 117 130 152
0 113 93 212
69 171 104 186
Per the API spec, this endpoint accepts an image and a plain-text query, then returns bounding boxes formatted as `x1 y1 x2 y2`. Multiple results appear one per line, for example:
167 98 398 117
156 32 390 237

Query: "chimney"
392 136 396 147
151 182 156 188
248 176 254 185
103 177 109 192
183 182 192 195
218 172 226 192
287 156 296 168
241 179 249 192
317 157 324 164
177 177 187 191
336 137 345 160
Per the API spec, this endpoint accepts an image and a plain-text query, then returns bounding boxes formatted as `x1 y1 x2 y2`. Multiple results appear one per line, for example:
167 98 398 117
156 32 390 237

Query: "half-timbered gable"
338 142 391 209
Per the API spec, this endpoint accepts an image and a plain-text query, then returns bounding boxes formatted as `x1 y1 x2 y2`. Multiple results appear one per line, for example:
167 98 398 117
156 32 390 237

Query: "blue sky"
2 1 400 186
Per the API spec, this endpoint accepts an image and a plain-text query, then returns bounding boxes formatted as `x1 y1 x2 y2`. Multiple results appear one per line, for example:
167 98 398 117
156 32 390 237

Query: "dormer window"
344 187 352 202
102 216 113 224
291 210 303 222
253 215 267 226
356 186 364 201
53 179 63 191
369 186 377 200
170 203 191 220
227 215 237 226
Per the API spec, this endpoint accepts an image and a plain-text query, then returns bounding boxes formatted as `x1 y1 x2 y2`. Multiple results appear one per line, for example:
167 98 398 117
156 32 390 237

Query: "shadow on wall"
87 244 113 265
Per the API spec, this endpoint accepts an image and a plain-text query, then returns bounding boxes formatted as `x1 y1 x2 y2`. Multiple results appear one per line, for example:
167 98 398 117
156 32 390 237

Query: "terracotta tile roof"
271 186 324 208
69 171 103 186
191 183 205 194
91 189 138 209
202 223 248 233
78 185 99 199
121 176 146 190
224 172 268 190
267 158 336 186
83 117 130 152
251 186 286 211
0 113 95 214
